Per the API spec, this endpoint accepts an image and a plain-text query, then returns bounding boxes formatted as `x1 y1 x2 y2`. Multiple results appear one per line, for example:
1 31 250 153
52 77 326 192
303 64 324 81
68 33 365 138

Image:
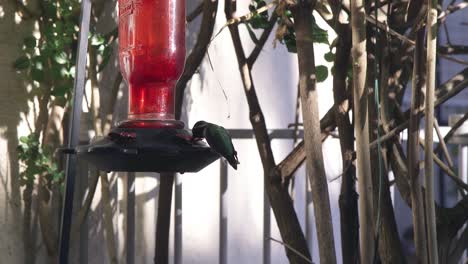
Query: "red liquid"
118 0 185 128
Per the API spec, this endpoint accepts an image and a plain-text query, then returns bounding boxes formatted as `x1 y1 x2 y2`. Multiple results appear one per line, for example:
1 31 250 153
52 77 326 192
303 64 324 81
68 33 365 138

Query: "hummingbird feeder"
75 0 220 173
59 1 220 262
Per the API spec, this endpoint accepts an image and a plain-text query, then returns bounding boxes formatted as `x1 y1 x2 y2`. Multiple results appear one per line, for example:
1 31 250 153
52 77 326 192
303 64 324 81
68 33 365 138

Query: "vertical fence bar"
459 145 468 263
58 0 92 262
79 160 89 264
155 173 175 263
127 172 135 264
174 174 183 264
219 162 228 264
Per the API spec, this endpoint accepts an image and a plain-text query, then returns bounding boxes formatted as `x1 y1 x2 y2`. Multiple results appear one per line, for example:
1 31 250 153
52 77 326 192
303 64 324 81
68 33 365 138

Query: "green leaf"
250 15 270 29
310 16 329 45
50 63 69 80
43 1 57 18
283 33 297 53
54 52 68 65
52 84 71 98
324 51 335 62
316 65 328 83
248 0 270 29
19 136 29 143
90 34 105 46
31 68 45 82
24 36 37 49
13 56 30 70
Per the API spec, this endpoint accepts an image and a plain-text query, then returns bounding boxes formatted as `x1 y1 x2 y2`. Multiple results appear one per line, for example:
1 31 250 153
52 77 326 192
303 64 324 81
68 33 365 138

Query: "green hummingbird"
192 121 239 170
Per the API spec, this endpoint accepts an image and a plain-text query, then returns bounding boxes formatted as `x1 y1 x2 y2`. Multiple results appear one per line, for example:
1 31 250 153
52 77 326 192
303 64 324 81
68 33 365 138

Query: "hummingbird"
192 121 239 170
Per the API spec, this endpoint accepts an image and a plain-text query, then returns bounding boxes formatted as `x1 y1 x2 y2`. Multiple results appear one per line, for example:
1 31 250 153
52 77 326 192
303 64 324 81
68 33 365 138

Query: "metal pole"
219 161 228 264
155 173 175 264
58 0 92 262
459 144 468 263
174 174 183 264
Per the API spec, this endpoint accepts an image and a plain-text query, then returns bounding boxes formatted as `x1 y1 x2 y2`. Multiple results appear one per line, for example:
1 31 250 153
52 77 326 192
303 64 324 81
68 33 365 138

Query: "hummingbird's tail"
227 151 240 170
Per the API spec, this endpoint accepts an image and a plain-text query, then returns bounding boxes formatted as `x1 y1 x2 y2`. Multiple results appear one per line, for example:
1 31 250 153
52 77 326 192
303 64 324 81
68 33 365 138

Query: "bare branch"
247 11 278 68
370 67 468 148
439 112 468 147
293 2 337 263
351 0 375 261
433 119 454 168
365 14 468 66
277 105 336 180
419 138 468 193
268 237 313 264
175 0 218 119
225 1 311 262
439 45 468 55
424 0 440 261
213 2 276 44
407 28 428 264
438 0 468 22
187 2 204 23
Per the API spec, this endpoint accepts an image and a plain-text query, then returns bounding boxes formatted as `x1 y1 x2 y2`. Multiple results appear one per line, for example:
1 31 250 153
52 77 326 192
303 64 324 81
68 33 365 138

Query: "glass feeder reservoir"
72 0 219 173
118 0 185 128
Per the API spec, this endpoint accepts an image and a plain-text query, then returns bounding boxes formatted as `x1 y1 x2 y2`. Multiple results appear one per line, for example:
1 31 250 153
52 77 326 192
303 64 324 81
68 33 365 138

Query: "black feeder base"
75 127 220 173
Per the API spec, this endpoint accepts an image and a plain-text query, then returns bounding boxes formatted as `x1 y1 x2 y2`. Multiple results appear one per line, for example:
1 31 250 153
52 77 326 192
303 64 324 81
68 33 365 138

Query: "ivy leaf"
31 68 45 83
90 34 105 46
54 52 68 65
324 51 335 62
310 16 329 45
316 65 328 83
248 0 270 29
24 36 37 49
43 1 57 18
19 136 29 144
282 28 297 53
13 56 30 70
52 83 72 98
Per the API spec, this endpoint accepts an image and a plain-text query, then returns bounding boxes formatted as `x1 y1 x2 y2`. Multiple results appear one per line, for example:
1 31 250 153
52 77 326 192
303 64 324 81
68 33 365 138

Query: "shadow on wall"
0 2 40 264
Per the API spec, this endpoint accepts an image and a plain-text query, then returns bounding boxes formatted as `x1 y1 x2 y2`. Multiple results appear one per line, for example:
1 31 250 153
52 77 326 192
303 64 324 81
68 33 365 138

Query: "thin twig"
438 0 468 22
440 112 468 146
419 138 468 194
365 14 468 66
247 10 278 67
187 2 204 22
268 237 313 264
211 2 276 44
370 67 468 149
175 0 218 119
434 119 454 168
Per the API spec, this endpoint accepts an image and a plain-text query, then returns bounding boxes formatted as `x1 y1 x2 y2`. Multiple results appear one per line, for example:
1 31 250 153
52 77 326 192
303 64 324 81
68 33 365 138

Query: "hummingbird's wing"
204 125 239 169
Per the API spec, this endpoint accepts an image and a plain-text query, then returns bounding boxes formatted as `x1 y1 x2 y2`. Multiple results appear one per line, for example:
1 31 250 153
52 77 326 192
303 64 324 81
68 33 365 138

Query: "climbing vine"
247 0 332 82
11 0 115 259
13 0 115 189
